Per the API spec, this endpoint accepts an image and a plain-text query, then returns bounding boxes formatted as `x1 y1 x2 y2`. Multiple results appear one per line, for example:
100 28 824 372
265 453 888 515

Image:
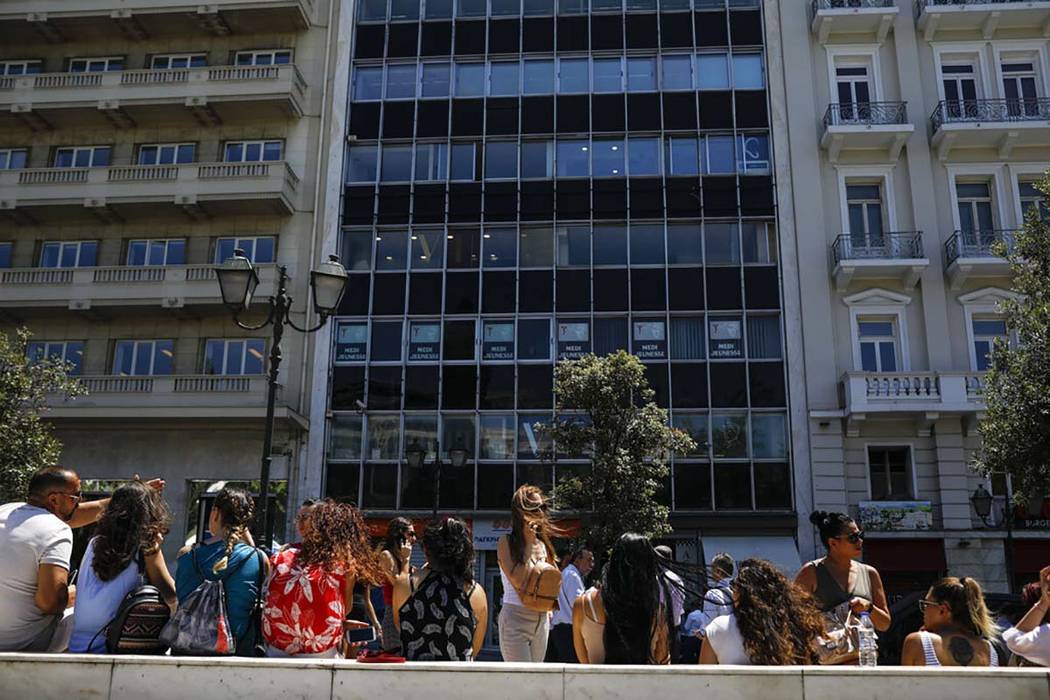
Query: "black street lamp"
405 439 469 517
970 484 1015 593
216 249 348 549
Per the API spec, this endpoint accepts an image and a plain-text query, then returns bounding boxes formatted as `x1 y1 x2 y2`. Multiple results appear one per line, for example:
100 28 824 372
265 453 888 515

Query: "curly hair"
210 486 254 574
422 517 475 586
298 500 384 584
91 480 170 582
733 558 826 665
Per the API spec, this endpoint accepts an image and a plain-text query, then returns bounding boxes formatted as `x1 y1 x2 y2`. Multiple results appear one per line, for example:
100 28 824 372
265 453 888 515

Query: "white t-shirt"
0 502 73 651
704 614 751 665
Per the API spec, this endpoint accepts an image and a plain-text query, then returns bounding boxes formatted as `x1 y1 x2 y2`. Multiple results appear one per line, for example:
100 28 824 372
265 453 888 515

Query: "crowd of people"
0 465 1048 669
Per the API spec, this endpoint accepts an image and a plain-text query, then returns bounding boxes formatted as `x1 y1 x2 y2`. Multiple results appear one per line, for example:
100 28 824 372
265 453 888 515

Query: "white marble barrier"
1 655 1048 700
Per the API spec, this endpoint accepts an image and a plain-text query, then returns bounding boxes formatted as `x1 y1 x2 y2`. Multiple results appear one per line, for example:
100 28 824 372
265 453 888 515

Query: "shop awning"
700 536 802 578
862 538 947 573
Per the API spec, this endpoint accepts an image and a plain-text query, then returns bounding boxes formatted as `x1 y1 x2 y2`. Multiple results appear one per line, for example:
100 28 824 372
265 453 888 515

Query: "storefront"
862 538 947 603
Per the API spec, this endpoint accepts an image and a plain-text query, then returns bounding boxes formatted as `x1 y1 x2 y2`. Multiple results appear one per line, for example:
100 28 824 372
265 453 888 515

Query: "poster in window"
408 322 440 361
483 322 514 360
632 321 666 359
335 322 367 362
558 322 590 359
709 319 742 359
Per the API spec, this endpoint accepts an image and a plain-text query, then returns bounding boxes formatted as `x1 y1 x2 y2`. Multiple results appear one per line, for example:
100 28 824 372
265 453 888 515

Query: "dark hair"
422 517 475 586
808 510 854 549
210 487 255 574
383 517 415 571
711 552 735 579
733 558 826 665
508 484 556 566
27 466 76 501
299 500 383 583
928 576 998 639
601 532 675 665
1021 582 1050 625
91 481 171 582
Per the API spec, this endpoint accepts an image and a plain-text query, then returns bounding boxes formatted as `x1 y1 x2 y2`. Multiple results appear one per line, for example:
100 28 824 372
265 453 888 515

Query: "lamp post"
405 439 469 517
216 249 348 549
970 484 1015 594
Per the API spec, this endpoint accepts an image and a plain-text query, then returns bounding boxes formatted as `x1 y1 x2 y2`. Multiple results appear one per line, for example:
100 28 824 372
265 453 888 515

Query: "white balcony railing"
50 374 280 417
842 371 987 415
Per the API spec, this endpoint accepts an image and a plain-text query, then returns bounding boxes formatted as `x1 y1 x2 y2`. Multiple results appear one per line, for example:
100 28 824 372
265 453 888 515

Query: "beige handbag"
816 602 859 665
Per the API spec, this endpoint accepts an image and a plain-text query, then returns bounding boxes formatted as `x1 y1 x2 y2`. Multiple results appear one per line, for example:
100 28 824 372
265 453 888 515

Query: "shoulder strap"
235 549 267 649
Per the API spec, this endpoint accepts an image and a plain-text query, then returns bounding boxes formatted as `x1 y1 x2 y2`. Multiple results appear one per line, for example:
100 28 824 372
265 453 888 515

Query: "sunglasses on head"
836 531 864 544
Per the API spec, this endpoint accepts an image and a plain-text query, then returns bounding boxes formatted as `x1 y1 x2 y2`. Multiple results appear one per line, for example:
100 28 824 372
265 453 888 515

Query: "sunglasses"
918 599 942 612
835 531 865 544
50 490 82 503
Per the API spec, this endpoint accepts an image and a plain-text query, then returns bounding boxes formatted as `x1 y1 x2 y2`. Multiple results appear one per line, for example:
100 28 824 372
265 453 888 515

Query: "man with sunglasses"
0 466 163 651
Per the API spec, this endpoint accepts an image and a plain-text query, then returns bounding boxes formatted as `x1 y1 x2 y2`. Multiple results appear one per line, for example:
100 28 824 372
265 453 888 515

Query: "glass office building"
325 0 790 533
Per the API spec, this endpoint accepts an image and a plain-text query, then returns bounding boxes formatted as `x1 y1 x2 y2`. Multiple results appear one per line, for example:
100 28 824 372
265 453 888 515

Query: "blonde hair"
209 487 255 574
508 484 558 566
928 576 999 639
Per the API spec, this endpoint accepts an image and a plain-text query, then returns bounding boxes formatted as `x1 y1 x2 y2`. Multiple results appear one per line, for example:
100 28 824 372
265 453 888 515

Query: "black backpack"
89 553 171 654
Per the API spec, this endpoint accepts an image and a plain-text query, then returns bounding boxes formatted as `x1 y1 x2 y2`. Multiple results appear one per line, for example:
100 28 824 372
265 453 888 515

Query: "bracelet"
142 546 160 556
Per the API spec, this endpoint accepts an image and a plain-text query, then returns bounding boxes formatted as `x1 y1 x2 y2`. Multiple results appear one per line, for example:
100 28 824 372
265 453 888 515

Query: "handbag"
815 602 859 665
516 559 562 613
88 552 171 655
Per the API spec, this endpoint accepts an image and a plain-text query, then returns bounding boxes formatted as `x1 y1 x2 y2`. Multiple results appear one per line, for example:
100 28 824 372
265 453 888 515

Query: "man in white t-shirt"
550 547 593 662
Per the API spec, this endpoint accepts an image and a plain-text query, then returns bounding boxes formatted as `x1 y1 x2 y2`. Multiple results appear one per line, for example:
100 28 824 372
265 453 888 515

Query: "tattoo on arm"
948 636 975 666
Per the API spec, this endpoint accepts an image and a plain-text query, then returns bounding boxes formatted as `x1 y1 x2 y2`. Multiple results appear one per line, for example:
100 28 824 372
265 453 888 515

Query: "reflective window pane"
556 225 591 267
747 316 781 359
667 223 702 264
484 227 518 267
411 229 445 269
704 135 735 174
375 230 409 270
421 63 451 97
673 413 709 457
522 141 554 178
697 54 729 90
670 317 705 359
450 143 476 180
593 224 627 265
367 415 401 460
593 58 623 93
380 145 413 181
347 146 378 182
455 63 485 96
385 64 417 99
627 58 657 92
489 62 520 96
485 142 518 179
630 224 665 265
662 55 693 90
559 58 589 93
666 137 699 175
711 413 748 458
414 143 448 181
705 223 740 264
520 227 554 267
628 137 660 176
480 414 516 459
556 140 590 177
592 139 625 177
354 66 383 99
732 54 765 89
752 413 787 458
523 60 555 95
330 415 363 460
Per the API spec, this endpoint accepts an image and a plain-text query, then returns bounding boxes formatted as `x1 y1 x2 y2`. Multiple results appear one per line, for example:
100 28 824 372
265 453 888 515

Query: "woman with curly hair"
68 480 177 653
262 500 384 657
175 486 266 656
394 517 488 660
700 558 825 665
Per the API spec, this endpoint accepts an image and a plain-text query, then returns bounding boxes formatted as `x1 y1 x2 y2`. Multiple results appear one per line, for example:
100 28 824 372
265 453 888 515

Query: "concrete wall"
2 655 1049 700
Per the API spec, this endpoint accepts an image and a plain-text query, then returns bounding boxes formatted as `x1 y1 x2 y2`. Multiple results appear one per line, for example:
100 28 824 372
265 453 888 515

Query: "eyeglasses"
50 490 82 503
918 599 941 612
835 531 864 544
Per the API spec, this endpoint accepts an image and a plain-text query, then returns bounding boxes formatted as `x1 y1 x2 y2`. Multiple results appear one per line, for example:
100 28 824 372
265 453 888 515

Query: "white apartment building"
0 0 352 554
770 0 1050 594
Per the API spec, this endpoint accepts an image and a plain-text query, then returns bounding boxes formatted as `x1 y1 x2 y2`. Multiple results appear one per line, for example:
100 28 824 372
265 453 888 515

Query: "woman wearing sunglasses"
795 511 891 634
902 576 1000 666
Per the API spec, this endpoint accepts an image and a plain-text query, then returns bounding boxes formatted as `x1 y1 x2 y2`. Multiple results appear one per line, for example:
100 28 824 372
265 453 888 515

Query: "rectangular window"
480 414 516 460
69 56 124 72
742 223 777 264
381 145 413 182
39 241 97 268
731 53 764 88
665 137 699 175
414 143 448 181
234 50 292 66
667 223 702 264
335 321 368 362
711 413 748 458
353 66 384 100
347 145 379 182
673 413 709 457
27 341 85 376
517 319 552 360
485 142 518 179
557 320 590 359
483 227 517 267
329 415 363 460
1002 60 1040 117
421 62 450 97
942 63 978 119
454 62 485 97
956 181 995 233
450 143 477 180
703 135 735 174
632 320 667 359
412 229 445 268
137 143 195 165
591 139 625 177
556 140 590 177
371 320 405 361
408 321 441 361
458 0 487 16
556 225 590 267
376 230 409 270
223 140 282 162
519 227 554 267
736 134 769 174
53 146 111 168
0 242 11 268
628 137 660 176
558 58 589 93
366 415 401 460
670 317 705 359
847 183 885 245
489 62 520 96
360 0 389 20
752 413 787 459
697 54 729 90
708 318 743 359
150 54 207 69
392 0 421 19
203 338 266 375
858 319 898 372
523 60 555 95
626 58 657 92
1019 181 1049 220
704 223 739 264
0 149 27 170
868 446 912 500
126 239 186 266
747 316 782 359
972 317 1008 371
213 236 276 264
385 63 417 99
112 339 174 376
0 60 43 76
594 317 628 355
521 140 554 178
662 55 693 91
483 321 516 360
593 58 624 93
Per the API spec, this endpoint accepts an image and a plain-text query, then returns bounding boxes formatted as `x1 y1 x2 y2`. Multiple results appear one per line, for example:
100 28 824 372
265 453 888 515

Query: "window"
371 321 405 361
523 60 555 95
556 225 590 267
1019 181 1049 220
335 321 368 362
736 134 769 174
708 318 743 358
670 317 705 359
520 227 553 266
743 223 777 264
591 139 624 177
857 319 898 372
426 0 453 17
347 145 378 182
0 60 42 76
223 140 282 162
630 224 664 265
27 341 84 375
214 236 276 263
484 321 515 360
702 135 734 174
381 145 413 181
522 141 554 178
444 320 476 360
868 446 912 500
593 224 627 265
376 230 409 269
360 0 388 20
329 415 363 460
235 50 292 66
203 338 265 375
731 54 764 88
450 143 477 180
662 55 693 91
1002 61 1040 117
593 58 624 93
54 146 110 168
113 340 174 376
752 413 787 458
632 320 667 359
518 319 551 360
150 54 206 69
956 182 995 232
392 0 421 19
126 239 186 266
673 413 709 457
354 66 383 100
412 229 445 268
385 64 417 98
705 223 739 264
480 414 516 459
489 62 520 96
847 183 885 247
594 317 628 354
628 137 660 176
415 143 448 181
0 149 27 170
665 138 699 175
39 241 97 268
485 142 518 179
484 227 517 267
458 0 486 16
69 56 124 72
747 316 781 358
711 413 747 458
627 58 657 92
0 242 10 268
408 321 441 361
367 416 401 460
942 63 978 119
558 321 590 359
137 143 195 165
667 223 701 264
454 63 485 96
835 65 871 121
421 63 451 97
972 317 1008 371
557 140 590 177
558 58 589 93
492 0 520 14
697 54 729 90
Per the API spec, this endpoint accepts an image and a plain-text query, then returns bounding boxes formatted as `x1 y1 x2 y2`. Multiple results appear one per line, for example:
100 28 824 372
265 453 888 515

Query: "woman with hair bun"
795 510 891 634
902 576 1000 666
393 517 488 661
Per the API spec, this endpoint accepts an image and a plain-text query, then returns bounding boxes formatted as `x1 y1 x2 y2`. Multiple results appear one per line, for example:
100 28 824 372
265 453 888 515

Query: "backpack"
399 572 476 661
159 545 262 656
87 553 172 655
517 559 562 613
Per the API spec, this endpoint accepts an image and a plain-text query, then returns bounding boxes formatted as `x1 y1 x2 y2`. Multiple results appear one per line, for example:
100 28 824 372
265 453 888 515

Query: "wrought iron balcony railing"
832 232 925 264
944 229 1018 266
931 98 1050 130
823 101 908 128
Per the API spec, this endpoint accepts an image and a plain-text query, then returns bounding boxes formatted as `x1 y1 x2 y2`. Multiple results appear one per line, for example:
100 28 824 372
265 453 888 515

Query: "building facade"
775 0 1050 594
0 0 350 554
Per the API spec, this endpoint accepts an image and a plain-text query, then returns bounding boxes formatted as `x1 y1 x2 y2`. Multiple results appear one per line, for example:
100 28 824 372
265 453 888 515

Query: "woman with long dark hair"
572 533 674 665
378 517 415 653
902 576 1000 666
68 480 177 653
497 485 559 662
699 558 825 665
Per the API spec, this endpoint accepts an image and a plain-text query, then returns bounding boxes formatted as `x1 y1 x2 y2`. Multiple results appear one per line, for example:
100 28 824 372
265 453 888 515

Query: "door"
1002 62 1040 117
942 64 978 119
836 66 872 122
956 182 995 249
847 184 885 255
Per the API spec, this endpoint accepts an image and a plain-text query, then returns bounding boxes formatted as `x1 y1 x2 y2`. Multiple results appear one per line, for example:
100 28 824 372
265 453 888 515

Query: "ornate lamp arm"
285 312 331 334
231 302 277 331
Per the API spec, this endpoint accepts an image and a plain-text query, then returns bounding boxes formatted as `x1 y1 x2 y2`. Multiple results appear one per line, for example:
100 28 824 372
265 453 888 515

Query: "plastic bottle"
857 611 878 667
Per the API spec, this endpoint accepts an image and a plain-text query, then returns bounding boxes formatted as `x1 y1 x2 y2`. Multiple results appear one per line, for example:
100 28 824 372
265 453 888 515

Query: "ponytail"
929 576 999 639
209 487 255 574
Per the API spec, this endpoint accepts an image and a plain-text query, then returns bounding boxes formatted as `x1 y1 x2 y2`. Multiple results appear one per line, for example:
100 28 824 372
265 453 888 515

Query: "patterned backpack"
88 552 171 655
398 572 477 661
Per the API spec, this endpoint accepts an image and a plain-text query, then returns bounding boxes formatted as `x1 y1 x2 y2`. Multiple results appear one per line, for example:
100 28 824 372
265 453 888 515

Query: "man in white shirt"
683 552 735 639
1003 565 1050 667
550 547 593 663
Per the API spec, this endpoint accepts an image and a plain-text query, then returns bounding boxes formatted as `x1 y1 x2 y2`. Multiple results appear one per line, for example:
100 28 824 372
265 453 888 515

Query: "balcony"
944 229 1017 288
0 263 278 312
931 99 1050 159
0 1 312 44
0 161 299 224
49 374 305 426
821 102 913 162
0 65 307 130
916 0 1050 40
841 371 987 421
811 0 898 42
831 232 929 290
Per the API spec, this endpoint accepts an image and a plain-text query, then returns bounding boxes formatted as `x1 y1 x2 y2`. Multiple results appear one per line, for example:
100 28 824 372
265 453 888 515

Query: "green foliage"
0 329 84 502
975 177 1050 500
541 351 694 557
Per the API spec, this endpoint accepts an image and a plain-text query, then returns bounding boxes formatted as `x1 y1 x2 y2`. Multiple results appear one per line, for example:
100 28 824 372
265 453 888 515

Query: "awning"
862 538 946 573
700 536 802 578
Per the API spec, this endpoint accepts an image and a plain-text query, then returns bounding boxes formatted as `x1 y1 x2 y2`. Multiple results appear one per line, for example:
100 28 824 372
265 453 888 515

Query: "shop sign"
859 501 933 531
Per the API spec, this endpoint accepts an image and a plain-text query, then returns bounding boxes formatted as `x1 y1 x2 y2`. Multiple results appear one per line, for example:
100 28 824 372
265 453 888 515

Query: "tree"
0 329 84 502
975 177 1050 501
541 351 694 558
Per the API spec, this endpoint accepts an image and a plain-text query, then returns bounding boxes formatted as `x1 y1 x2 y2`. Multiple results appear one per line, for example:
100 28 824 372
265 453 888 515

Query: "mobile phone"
68 569 78 585
345 625 377 644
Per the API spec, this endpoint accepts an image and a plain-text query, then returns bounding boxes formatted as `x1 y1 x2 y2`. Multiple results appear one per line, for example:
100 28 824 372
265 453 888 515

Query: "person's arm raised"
142 534 177 607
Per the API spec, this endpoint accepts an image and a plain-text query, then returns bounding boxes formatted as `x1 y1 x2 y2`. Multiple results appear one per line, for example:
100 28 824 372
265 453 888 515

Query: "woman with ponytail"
903 576 1001 666
174 487 265 655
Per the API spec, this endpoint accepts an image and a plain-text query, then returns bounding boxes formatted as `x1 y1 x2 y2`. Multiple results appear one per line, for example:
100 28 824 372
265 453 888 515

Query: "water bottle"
857 611 878 667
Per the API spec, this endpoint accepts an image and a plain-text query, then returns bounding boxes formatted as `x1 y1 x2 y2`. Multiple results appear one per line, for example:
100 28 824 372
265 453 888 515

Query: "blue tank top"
175 539 262 654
